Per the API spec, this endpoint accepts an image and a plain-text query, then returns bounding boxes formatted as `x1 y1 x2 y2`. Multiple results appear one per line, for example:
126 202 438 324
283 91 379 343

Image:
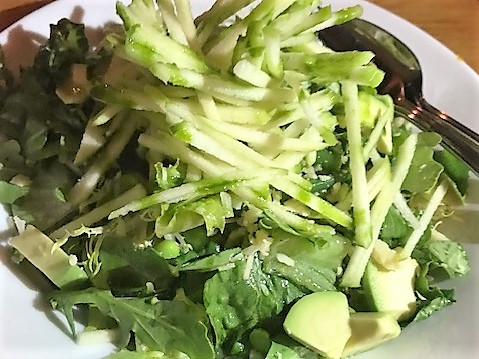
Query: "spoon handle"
397 99 479 175
421 99 479 143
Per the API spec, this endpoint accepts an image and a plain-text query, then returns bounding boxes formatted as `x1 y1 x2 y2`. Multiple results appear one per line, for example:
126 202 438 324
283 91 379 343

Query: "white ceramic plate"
0 1 478 358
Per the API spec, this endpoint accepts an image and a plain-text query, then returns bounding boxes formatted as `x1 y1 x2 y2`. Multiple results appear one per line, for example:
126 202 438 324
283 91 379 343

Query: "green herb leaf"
204 257 303 347
51 288 215 359
434 150 469 196
401 132 443 193
0 181 28 204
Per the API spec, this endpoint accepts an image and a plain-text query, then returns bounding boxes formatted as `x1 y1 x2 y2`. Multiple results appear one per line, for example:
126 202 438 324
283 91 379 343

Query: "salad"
0 0 472 358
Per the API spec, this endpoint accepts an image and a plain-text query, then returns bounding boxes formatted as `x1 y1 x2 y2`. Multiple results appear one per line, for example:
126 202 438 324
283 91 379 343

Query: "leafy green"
154 161 185 190
178 248 241 272
51 288 215 359
380 206 410 240
434 150 469 196
106 350 171 359
263 257 336 292
204 257 303 348
0 139 25 181
310 175 335 195
266 342 301 359
0 19 102 233
265 338 319 359
415 238 470 279
100 242 175 297
0 181 28 204
410 235 469 322
187 194 234 234
34 19 89 80
11 163 75 231
401 132 443 193
413 264 456 322
269 229 351 271
0 1 472 357
413 295 455 322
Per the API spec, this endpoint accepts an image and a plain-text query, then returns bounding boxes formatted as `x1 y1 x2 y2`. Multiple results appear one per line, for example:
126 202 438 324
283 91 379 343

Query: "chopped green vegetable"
0 0 471 358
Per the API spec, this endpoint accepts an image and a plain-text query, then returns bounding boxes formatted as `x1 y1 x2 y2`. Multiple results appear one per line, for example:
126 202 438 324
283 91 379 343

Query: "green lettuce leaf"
154 161 185 190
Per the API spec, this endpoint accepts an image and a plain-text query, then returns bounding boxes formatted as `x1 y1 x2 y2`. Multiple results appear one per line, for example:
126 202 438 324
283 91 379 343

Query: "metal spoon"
319 18 479 174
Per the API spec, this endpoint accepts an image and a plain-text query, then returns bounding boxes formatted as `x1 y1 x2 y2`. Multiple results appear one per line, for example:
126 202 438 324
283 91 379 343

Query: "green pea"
230 342 245 355
155 240 180 259
249 328 271 354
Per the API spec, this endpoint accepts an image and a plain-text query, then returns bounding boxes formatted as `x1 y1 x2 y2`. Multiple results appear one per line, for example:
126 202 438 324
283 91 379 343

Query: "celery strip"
399 179 449 259
343 81 372 248
69 115 137 205
340 134 417 288
50 184 147 240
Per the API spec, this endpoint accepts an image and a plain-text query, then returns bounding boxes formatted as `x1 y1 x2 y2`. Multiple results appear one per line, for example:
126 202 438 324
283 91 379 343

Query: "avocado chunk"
343 312 401 357
363 257 418 321
283 291 351 359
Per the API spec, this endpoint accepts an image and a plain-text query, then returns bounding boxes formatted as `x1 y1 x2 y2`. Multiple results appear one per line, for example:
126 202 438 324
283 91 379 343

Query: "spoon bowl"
319 18 479 174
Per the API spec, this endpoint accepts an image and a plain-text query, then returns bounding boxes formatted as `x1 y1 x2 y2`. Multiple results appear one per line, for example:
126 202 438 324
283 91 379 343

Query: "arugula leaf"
203 257 303 348
416 239 470 279
263 257 336 292
413 239 471 278
51 288 215 359
413 262 456 322
310 175 335 196
434 150 469 196
313 139 351 185
0 181 28 204
314 145 343 175
401 132 443 193
410 235 469 322
380 205 411 240
11 163 75 231
413 296 455 322
0 139 25 181
100 243 175 298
